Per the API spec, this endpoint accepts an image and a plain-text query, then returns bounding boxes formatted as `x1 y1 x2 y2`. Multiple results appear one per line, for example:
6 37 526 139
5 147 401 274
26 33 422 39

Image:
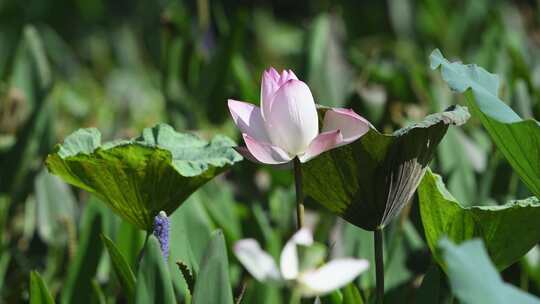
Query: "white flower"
234 228 369 297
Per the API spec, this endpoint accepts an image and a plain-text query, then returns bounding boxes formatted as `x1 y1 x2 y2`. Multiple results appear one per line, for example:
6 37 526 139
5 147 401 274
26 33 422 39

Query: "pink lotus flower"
228 68 370 164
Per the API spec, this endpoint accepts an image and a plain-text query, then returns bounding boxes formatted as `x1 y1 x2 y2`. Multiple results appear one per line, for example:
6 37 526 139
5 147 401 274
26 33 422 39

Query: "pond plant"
4 16 540 304
39 55 540 303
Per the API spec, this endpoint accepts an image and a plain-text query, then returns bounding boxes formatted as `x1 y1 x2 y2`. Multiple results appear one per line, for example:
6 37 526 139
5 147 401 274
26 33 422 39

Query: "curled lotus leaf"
46 123 242 230
431 49 540 198
302 105 469 231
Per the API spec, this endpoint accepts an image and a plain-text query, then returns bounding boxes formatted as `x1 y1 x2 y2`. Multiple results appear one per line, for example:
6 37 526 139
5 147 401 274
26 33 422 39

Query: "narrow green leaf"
169 195 214 274
116 220 145 270
135 235 176 304
303 105 469 230
30 271 55 304
0 25 54 199
320 290 343 304
0 251 10 295
341 221 375 290
307 14 352 107
101 235 136 303
192 230 234 304
34 169 76 246
342 283 364 304
437 128 479 204
45 123 242 230
168 195 214 299
90 279 106 304
61 200 104 304
199 181 241 242
431 49 540 197
419 169 540 270
440 239 540 304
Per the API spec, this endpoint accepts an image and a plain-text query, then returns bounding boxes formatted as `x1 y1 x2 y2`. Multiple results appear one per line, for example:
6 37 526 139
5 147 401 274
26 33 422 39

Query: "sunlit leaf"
303 106 469 230
135 235 176 304
192 230 234 304
168 195 213 297
419 169 540 270
101 235 136 304
46 123 242 230
115 220 145 270
342 283 364 304
440 239 540 304
29 271 55 304
431 49 540 197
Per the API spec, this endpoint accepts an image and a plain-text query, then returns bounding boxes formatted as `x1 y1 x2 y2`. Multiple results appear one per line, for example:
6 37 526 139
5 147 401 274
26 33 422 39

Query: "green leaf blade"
101 235 136 303
135 235 176 304
430 49 540 197
192 230 234 304
30 271 55 304
419 169 540 270
61 200 104 304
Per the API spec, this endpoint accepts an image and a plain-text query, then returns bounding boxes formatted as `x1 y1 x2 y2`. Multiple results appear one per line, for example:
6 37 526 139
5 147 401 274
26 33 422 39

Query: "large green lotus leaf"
46 123 242 230
419 169 540 270
302 105 469 230
440 239 540 304
431 49 540 197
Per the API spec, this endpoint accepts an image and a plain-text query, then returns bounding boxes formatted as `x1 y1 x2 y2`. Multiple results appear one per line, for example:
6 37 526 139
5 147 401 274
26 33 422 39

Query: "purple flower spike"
153 211 170 260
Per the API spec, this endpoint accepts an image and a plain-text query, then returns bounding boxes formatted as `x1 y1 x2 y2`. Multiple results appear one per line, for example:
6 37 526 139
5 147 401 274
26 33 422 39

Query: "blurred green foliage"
0 0 539 303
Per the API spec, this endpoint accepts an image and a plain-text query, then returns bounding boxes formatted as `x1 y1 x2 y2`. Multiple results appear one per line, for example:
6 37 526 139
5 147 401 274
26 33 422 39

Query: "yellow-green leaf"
419 169 540 270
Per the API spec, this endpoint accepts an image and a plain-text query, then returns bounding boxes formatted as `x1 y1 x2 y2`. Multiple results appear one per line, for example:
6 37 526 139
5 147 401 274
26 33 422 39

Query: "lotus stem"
293 157 304 229
374 228 384 304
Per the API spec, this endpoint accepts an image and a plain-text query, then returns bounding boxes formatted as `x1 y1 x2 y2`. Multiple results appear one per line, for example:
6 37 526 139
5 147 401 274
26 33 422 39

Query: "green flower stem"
374 228 384 304
293 157 304 230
